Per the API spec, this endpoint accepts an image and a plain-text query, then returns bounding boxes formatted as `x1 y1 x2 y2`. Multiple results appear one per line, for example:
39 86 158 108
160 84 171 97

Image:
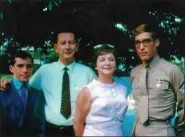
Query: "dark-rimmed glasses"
134 38 154 47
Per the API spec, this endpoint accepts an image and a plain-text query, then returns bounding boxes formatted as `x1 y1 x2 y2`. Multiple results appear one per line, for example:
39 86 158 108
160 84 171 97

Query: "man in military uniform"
131 24 184 136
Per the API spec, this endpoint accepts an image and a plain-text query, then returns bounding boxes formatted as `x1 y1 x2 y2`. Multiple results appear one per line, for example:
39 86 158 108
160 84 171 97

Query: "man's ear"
9 65 14 73
155 39 160 48
54 44 58 53
76 43 79 52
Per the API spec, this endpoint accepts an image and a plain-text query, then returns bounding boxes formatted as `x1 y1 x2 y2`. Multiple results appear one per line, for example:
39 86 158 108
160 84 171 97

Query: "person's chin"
64 54 73 59
21 79 29 82
103 72 114 77
140 56 150 62
20 77 30 82
64 56 74 62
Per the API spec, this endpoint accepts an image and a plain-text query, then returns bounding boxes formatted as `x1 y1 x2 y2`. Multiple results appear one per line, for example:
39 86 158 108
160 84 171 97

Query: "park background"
0 0 184 136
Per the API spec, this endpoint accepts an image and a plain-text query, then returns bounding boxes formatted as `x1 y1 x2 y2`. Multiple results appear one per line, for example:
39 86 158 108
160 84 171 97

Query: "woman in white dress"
73 44 128 136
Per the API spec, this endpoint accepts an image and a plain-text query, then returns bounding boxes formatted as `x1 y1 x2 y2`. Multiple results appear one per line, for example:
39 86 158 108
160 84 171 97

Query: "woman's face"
96 53 116 77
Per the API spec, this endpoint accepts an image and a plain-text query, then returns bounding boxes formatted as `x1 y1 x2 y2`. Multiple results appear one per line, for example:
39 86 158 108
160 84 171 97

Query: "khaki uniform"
130 55 184 136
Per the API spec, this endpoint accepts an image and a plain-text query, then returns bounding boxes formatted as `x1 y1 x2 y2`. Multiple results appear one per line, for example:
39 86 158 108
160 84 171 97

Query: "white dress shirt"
29 60 96 126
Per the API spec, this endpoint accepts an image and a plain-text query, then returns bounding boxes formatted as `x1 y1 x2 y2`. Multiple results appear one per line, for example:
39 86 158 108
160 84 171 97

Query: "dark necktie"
60 67 71 119
21 83 27 106
139 64 149 125
18 83 28 127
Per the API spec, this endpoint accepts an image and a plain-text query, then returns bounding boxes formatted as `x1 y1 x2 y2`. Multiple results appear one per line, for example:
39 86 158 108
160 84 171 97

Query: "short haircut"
9 50 33 65
134 24 159 40
51 26 78 45
92 44 117 67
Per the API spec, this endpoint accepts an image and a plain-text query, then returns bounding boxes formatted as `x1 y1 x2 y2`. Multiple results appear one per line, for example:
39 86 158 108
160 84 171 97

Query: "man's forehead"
135 32 152 40
58 32 75 38
15 57 32 63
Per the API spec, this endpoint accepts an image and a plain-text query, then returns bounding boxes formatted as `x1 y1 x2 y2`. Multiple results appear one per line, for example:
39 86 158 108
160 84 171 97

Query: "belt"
137 119 171 126
147 119 171 125
46 122 73 131
59 125 73 131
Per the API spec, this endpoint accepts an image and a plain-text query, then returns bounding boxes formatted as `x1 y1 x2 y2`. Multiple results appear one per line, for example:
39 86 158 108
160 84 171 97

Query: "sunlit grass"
0 74 13 81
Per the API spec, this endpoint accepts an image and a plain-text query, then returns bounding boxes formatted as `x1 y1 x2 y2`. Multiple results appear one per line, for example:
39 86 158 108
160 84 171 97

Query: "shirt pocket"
132 77 141 98
71 85 82 103
132 77 140 91
157 80 174 104
158 80 169 91
70 85 82 114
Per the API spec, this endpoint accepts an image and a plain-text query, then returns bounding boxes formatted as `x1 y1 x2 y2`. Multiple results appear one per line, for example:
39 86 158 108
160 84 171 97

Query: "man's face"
9 57 33 82
55 33 78 63
134 32 159 63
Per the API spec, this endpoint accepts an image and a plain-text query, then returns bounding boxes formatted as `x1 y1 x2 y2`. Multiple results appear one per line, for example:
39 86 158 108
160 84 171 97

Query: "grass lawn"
0 74 13 81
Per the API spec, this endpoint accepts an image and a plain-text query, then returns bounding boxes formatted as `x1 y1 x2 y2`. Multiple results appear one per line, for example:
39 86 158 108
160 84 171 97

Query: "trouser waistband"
137 119 171 125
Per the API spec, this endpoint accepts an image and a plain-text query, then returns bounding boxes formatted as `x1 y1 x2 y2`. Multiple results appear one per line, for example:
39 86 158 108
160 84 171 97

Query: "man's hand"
0 79 9 91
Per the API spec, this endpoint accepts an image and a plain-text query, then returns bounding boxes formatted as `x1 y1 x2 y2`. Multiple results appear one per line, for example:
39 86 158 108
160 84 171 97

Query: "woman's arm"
73 87 92 136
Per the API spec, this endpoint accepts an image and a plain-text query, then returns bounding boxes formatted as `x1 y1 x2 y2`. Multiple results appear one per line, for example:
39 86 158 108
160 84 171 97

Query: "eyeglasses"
134 38 154 47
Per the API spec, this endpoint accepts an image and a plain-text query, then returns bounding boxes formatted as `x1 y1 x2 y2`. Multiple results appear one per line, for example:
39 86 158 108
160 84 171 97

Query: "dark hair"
9 50 33 65
92 44 117 67
51 27 78 45
134 24 159 40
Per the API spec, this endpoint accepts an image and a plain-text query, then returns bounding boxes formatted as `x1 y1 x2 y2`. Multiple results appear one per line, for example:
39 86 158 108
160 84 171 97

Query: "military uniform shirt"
130 55 184 136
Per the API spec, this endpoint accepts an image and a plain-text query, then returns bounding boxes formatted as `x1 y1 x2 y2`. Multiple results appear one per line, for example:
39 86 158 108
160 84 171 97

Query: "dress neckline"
93 79 116 88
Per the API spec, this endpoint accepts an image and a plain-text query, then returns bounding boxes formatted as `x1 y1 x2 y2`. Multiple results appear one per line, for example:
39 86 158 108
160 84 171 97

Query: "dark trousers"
46 122 75 137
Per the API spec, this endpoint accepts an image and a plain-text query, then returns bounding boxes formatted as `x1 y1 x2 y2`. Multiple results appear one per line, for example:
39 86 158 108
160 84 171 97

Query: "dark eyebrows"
17 64 24 67
135 38 153 42
16 64 32 68
59 40 76 44
99 56 115 60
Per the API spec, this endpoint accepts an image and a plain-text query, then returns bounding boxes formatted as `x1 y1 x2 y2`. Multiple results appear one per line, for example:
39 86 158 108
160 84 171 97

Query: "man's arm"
36 91 46 137
29 67 42 91
171 66 185 137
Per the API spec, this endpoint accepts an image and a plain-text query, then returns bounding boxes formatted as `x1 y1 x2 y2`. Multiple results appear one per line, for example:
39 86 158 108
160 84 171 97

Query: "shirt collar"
142 55 160 69
12 77 30 90
57 59 76 72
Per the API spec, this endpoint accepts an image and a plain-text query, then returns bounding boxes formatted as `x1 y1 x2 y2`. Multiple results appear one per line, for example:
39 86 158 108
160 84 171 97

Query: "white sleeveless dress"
83 79 128 136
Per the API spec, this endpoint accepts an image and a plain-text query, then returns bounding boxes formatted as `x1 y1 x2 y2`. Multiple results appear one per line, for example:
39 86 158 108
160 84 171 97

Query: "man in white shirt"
29 28 96 137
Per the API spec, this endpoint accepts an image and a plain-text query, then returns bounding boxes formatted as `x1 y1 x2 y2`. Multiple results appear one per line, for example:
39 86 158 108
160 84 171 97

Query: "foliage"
46 49 58 63
0 0 184 74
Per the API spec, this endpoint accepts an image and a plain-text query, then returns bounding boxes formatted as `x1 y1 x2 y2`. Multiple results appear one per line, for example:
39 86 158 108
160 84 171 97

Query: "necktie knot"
145 63 149 68
64 67 68 72
22 82 28 88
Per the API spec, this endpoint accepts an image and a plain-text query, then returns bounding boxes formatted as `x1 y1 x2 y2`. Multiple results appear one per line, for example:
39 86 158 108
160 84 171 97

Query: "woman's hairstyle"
92 44 116 67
